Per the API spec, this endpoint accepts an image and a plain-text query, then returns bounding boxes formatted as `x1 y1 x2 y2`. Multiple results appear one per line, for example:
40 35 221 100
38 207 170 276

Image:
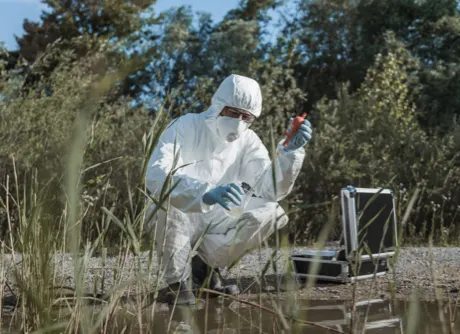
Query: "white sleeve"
240 133 305 202
145 119 213 213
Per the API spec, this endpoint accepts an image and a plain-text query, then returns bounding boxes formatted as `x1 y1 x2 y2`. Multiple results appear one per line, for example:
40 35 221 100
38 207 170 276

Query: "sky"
0 0 240 51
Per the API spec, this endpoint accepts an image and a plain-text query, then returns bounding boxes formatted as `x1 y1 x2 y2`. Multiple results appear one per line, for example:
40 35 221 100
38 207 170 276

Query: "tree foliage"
1 0 460 245
293 37 459 243
13 0 158 100
288 0 460 129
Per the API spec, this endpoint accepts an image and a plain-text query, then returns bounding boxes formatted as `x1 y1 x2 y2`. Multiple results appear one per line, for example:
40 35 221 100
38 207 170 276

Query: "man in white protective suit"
145 74 312 305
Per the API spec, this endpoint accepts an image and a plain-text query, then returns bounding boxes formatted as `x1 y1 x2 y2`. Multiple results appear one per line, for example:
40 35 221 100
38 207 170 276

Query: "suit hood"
202 74 262 140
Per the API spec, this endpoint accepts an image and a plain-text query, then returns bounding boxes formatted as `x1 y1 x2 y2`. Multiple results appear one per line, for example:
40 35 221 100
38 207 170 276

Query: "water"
147 298 460 334
4 296 457 333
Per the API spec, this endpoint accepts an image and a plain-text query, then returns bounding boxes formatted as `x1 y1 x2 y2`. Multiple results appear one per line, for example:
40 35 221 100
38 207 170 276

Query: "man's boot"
192 256 240 296
167 278 196 305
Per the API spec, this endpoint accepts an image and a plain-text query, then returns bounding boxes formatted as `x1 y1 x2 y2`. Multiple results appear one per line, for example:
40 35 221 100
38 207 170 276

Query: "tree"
14 0 158 100
139 4 267 116
16 0 154 62
286 0 460 129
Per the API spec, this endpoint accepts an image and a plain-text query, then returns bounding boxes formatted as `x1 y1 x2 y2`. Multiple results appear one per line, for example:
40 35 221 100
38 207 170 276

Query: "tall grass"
0 41 459 334
1 106 458 333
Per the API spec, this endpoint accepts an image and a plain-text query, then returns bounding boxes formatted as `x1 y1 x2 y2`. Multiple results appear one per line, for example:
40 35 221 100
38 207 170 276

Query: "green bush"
288 49 460 245
0 39 154 247
1 36 459 248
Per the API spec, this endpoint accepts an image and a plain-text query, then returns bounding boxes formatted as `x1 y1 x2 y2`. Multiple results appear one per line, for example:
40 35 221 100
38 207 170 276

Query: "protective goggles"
221 106 256 123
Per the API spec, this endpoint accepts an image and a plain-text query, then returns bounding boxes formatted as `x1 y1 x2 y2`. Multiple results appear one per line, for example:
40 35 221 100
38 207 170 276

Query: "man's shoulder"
167 113 200 129
181 112 201 120
242 128 263 147
244 128 261 141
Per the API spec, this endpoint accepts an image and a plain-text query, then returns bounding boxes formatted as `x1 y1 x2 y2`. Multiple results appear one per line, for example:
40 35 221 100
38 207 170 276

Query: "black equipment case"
291 186 398 283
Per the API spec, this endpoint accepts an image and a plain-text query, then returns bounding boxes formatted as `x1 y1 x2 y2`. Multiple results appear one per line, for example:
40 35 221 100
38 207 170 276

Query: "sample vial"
224 182 252 218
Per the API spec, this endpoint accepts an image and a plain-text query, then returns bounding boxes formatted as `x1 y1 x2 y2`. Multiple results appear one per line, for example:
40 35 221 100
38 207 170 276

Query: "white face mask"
216 116 249 142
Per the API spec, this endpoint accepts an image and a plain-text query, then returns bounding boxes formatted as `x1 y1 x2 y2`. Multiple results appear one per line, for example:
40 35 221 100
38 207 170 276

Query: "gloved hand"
202 183 244 210
284 119 313 152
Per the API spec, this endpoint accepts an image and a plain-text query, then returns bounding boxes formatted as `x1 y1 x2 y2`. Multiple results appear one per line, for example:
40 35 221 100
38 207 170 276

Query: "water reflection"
146 297 459 334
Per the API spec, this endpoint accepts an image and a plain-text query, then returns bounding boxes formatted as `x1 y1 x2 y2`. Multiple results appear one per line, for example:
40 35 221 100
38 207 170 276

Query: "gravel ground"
3 246 460 305
227 246 460 302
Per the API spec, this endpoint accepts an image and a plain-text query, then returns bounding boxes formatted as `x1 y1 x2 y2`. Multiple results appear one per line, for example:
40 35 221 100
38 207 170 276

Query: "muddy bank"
3 247 460 305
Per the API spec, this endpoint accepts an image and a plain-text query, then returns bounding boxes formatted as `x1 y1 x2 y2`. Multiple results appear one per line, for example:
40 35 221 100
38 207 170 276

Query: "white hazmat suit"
145 74 306 285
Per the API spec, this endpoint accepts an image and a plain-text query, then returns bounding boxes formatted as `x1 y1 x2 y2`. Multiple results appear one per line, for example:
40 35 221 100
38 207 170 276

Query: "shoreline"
2 247 460 306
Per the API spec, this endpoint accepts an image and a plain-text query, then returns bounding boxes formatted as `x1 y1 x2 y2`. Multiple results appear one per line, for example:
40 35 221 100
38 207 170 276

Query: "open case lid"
340 186 398 260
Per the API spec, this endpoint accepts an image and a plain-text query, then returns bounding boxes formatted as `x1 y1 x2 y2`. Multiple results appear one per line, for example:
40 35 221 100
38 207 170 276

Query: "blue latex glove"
284 119 313 152
202 183 244 210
